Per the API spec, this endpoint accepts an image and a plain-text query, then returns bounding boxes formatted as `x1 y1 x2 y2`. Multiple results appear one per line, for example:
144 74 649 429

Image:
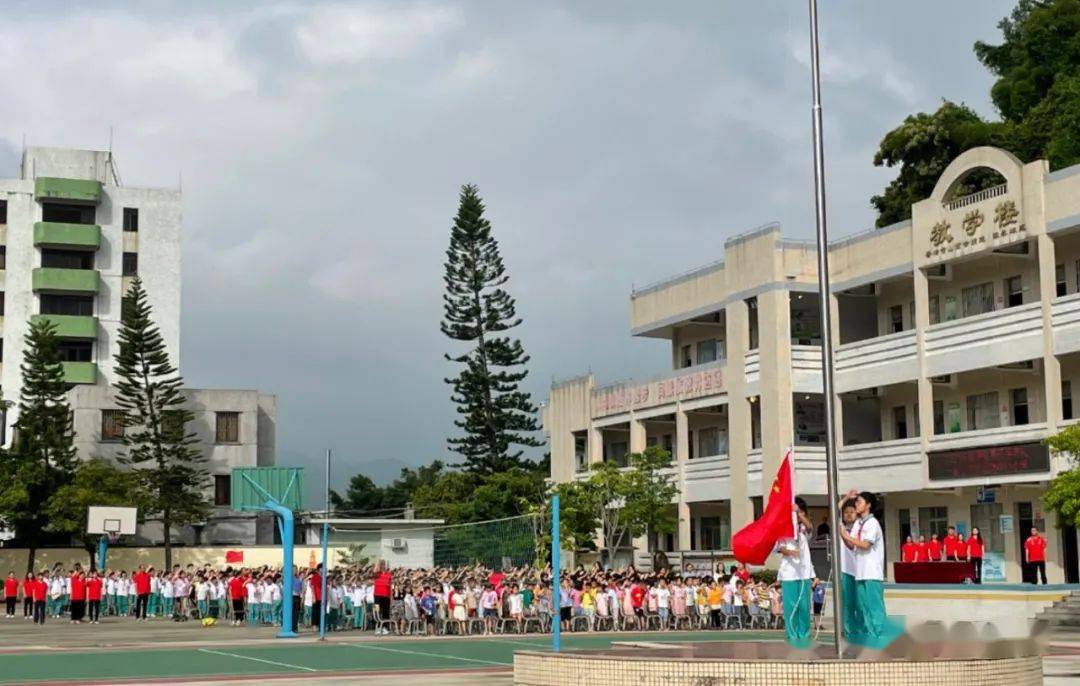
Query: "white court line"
197 647 318 672
342 641 511 666
481 638 553 650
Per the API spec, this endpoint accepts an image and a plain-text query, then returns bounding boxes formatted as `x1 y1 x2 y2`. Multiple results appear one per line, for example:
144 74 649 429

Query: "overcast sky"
0 1 1018 500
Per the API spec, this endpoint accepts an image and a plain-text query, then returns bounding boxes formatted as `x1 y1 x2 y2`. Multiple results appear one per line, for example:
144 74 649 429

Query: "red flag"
225 550 244 564
732 451 796 565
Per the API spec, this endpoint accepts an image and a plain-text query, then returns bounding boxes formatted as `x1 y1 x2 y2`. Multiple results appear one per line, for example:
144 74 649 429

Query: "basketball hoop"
106 530 121 545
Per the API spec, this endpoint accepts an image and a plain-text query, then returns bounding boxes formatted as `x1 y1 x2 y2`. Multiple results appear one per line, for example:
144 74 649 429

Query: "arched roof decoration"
931 147 1023 210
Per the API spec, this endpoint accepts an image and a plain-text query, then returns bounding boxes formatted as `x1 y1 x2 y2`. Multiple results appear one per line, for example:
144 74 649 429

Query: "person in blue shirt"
811 578 826 630
419 585 437 636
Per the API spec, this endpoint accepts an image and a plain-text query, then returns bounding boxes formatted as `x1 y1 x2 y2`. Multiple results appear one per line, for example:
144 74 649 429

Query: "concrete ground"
0 615 1075 684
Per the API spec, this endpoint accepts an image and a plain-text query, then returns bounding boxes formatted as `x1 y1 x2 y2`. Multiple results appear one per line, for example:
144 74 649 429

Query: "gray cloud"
0 1 1016 500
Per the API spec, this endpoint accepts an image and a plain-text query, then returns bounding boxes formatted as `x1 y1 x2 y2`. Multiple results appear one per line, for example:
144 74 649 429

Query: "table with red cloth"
893 561 976 583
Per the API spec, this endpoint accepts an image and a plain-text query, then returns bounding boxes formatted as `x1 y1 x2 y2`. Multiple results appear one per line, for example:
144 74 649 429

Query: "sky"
0 0 1018 500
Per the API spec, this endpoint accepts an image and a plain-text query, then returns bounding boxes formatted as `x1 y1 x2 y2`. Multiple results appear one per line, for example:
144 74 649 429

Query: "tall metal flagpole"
318 449 331 641
808 0 845 658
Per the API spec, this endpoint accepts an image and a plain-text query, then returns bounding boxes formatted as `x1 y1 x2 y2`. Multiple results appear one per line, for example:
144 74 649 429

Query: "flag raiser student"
836 497 859 639
838 489 891 647
774 496 815 649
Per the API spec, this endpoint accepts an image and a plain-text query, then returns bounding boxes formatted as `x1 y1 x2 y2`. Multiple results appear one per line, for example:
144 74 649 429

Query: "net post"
552 494 560 653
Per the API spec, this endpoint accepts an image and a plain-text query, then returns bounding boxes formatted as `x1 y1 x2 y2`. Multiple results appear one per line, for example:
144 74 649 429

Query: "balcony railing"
838 438 923 493
944 183 1007 211
790 345 823 393
744 350 760 386
924 302 1043 377
834 329 918 393
31 267 100 294
590 360 725 418
1052 293 1080 355
34 177 102 205
747 448 763 481
30 314 97 339
928 422 1049 452
33 222 101 250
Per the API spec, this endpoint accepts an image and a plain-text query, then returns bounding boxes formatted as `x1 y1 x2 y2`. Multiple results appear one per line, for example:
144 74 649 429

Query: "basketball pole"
97 535 108 571
552 494 560 653
318 448 330 641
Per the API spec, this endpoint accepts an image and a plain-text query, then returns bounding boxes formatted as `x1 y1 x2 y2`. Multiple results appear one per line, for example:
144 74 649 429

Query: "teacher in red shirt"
927 534 943 561
966 528 985 584
4 571 17 618
1024 528 1048 585
901 535 919 562
86 571 103 624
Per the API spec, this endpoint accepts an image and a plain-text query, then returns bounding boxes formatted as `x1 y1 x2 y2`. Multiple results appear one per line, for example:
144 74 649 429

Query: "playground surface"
0 618 796 685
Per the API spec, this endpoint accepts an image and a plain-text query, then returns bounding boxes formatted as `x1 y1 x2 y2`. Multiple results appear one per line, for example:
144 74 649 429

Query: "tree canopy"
872 0 1080 226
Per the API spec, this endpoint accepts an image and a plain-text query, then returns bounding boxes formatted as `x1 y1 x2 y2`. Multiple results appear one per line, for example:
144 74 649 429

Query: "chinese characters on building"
926 199 1025 259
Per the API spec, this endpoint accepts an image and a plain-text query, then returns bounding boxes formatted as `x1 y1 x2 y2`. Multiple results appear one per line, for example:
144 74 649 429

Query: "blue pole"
319 449 331 640
97 536 108 572
264 503 298 638
552 494 560 653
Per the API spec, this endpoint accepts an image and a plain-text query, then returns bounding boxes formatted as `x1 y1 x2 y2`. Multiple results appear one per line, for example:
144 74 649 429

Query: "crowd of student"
898 525 1049 584
1 559 823 636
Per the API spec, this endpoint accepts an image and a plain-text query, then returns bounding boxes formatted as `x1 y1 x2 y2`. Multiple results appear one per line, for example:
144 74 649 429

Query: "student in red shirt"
901 535 919 562
943 527 960 561
1025 528 1048 584
86 571 103 624
31 573 47 625
915 535 929 562
927 533 943 561
132 565 151 621
69 569 87 624
228 571 246 626
4 571 17 618
22 574 34 619
966 527 985 584
630 581 647 630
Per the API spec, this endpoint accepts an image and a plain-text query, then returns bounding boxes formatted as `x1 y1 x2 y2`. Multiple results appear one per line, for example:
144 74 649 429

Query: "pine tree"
441 184 542 475
0 319 78 572
114 277 208 569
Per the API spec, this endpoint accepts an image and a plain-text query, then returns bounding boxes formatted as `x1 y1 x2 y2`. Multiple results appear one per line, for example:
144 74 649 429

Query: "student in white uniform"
774 496 815 649
839 489 894 648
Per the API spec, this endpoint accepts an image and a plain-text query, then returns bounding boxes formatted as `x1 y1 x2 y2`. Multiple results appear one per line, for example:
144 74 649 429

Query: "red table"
893 561 976 583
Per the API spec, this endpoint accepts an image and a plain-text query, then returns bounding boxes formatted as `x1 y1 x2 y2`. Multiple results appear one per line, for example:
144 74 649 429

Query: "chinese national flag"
224 550 244 564
732 451 796 565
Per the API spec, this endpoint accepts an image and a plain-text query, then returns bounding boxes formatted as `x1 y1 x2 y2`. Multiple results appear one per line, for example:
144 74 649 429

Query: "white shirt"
655 587 671 609
246 581 258 602
364 585 375 603
162 580 174 599
151 577 160 593
775 525 815 581
840 522 857 576
852 514 884 581
508 593 523 614
106 578 117 595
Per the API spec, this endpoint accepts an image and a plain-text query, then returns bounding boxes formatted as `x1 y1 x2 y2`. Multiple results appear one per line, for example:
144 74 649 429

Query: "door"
1064 526 1079 584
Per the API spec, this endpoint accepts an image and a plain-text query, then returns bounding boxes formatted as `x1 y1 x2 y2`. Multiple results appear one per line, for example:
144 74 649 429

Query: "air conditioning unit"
926 264 951 280
390 538 406 550
931 374 955 387
997 360 1036 372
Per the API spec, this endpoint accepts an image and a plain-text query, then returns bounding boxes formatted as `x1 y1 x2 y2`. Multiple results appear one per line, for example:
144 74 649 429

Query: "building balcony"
1052 293 1080 355
834 329 918 393
30 314 97 339
924 302 1043 377
790 345 823 393
838 437 923 493
927 422 1049 452
590 360 725 419
31 268 99 294
34 177 102 204
61 361 97 385
682 455 730 502
33 222 101 250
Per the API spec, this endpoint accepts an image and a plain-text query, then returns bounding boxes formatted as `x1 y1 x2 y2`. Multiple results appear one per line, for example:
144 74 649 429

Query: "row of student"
899 526 1049 584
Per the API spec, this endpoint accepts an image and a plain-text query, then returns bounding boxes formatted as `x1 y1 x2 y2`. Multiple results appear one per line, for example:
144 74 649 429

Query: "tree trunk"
87 543 97 572
26 544 36 576
163 509 172 571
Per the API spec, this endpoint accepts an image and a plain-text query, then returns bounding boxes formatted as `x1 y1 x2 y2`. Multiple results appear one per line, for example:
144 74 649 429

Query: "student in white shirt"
839 489 890 647
654 580 671 631
245 578 259 627
836 495 859 639
774 496 815 649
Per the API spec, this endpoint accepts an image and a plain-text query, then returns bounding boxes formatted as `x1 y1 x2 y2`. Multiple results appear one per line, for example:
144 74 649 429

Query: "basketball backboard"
231 467 304 512
87 506 138 536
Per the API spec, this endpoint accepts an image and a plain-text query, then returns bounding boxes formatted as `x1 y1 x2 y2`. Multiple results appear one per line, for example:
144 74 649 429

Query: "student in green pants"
839 489 901 649
774 497 815 649
836 496 860 639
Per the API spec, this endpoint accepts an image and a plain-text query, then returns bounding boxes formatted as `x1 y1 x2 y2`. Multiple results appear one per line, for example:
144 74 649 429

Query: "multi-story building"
0 147 275 545
544 146 1080 584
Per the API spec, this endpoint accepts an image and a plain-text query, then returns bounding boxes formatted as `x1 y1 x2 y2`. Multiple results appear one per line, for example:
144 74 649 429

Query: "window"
944 295 958 321
898 508 912 545
41 202 94 225
750 400 762 450
1076 260 1080 295
162 410 185 437
908 300 916 330
680 345 692 368
892 406 908 440
699 514 731 551
918 506 949 540
698 426 720 458
1064 380 1073 421
574 435 587 473
962 282 995 317
1005 275 1023 308
40 294 93 316
214 475 231 507
913 401 921 436
1057 264 1068 298
889 305 903 333
122 252 138 276
0 199 6 224
0 246 6 270
966 391 1001 430
41 249 93 270
747 297 759 350
928 295 940 325
122 207 139 232
1011 388 1029 426
121 296 135 321
57 340 92 362
0 291 4 316
696 339 717 364
215 411 240 443
101 410 125 441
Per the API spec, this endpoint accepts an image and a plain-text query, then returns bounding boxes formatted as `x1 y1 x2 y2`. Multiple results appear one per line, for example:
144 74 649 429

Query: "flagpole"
807 0 845 658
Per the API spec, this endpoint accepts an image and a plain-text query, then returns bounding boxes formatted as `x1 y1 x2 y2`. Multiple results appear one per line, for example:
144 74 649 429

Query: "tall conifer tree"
441 184 541 475
0 319 77 572
114 277 208 569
